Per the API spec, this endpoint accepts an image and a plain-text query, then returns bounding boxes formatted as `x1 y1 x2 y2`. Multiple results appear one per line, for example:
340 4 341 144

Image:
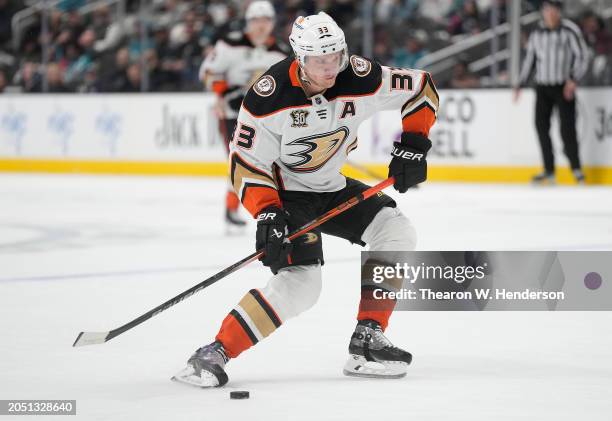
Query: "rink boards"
1 89 611 184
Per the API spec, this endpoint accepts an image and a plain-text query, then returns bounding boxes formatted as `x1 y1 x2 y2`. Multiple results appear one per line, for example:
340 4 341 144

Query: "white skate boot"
172 341 229 388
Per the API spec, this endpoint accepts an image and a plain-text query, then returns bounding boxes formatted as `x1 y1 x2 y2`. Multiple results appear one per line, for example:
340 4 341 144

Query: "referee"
513 0 589 184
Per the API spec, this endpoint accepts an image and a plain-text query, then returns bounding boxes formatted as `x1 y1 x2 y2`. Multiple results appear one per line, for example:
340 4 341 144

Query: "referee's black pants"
534 84 582 174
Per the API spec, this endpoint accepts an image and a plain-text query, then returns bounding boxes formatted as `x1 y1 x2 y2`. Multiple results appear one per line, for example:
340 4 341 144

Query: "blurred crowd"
0 0 611 93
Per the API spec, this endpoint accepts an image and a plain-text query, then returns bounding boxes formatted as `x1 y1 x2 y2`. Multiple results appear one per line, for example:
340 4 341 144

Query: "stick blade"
73 331 110 347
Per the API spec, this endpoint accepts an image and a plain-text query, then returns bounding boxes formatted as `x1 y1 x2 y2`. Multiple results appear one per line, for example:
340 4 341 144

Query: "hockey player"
175 11 438 387
199 0 289 228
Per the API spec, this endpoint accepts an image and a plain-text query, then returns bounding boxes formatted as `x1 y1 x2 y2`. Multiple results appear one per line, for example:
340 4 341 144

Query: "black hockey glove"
256 206 292 274
388 132 432 193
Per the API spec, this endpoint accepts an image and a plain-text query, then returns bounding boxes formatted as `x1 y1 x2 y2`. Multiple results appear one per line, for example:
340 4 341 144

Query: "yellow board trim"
0 159 228 176
1 159 612 184
341 164 612 185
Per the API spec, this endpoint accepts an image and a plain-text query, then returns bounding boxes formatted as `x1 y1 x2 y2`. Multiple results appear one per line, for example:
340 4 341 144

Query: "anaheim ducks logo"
285 127 350 173
300 232 319 244
254 75 276 97
350 55 372 77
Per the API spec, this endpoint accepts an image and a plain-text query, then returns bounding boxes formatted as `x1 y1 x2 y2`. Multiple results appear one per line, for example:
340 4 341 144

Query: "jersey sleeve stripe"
242 103 313 119
401 73 439 116
230 151 274 182
230 152 280 216
211 80 229 95
241 185 282 217
401 105 437 136
400 73 438 136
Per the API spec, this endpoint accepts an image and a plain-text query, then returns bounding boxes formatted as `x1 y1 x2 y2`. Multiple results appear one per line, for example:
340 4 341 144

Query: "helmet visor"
302 51 346 79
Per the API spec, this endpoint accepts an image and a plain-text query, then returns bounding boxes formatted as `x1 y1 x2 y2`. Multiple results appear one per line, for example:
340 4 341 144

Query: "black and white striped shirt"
519 19 589 86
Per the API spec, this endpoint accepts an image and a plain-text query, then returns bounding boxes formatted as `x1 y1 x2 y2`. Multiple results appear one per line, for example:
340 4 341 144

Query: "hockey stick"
73 177 395 347
347 160 420 190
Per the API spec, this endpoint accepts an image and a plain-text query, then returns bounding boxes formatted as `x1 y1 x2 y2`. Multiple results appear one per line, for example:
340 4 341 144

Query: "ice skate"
343 320 412 379
573 169 585 185
531 172 555 185
172 341 229 388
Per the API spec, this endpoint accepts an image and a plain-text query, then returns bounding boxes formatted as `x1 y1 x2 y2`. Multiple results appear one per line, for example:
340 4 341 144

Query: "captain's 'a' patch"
350 55 372 77
254 75 276 97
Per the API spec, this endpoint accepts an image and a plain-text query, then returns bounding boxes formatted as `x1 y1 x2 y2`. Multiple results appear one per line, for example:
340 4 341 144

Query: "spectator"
14 61 42 92
98 47 130 92
117 63 142 92
76 63 100 92
580 10 612 56
580 11 612 86
46 62 71 92
171 10 205 89
91 5 111 40
90 5 126 54
485 0 508 25
394 0 420 22
325 0 355 27
58 0 85 12
144 49 174 91
375 0 395 24
419 0 453 23
64 28 95 87
392 31 429 69
154 0 189 28
127 21 154 60
58 9 86 48
449 60 480 88
448 0 483 35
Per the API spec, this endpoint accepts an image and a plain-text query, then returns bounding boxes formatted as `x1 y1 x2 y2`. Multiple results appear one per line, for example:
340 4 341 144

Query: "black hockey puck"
230 391 249 399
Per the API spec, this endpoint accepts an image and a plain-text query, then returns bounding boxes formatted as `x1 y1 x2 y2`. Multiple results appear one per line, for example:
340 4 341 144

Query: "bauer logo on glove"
391 147 424 161
256 206 293 274
388 132 433 193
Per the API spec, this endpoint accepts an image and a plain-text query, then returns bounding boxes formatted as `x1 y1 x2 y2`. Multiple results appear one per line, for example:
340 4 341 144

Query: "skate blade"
171 366 220 388
343 355 407 379
531 179 556 186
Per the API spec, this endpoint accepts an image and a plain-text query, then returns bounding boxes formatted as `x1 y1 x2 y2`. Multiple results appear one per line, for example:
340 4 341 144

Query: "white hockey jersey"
229 55 439 217
199 32 289 118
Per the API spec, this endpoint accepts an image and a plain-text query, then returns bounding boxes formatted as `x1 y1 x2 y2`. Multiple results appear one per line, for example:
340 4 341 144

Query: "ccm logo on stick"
392 148 424 161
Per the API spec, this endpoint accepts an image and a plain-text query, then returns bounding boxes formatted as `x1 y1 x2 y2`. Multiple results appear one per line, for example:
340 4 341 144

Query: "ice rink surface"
1 174 612 421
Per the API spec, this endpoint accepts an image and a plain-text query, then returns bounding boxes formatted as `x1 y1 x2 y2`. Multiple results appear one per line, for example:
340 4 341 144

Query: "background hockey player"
199 1 288 228
175 11 438 387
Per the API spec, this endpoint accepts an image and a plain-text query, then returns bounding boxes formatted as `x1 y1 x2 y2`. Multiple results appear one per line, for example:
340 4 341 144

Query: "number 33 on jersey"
229 55 439 217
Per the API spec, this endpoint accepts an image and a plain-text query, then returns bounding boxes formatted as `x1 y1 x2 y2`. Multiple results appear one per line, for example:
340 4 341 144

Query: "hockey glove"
388 132 432 193
256 206 292 274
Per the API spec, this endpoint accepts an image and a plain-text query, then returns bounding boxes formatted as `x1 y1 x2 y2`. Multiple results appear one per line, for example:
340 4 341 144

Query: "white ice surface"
1 174 611 421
